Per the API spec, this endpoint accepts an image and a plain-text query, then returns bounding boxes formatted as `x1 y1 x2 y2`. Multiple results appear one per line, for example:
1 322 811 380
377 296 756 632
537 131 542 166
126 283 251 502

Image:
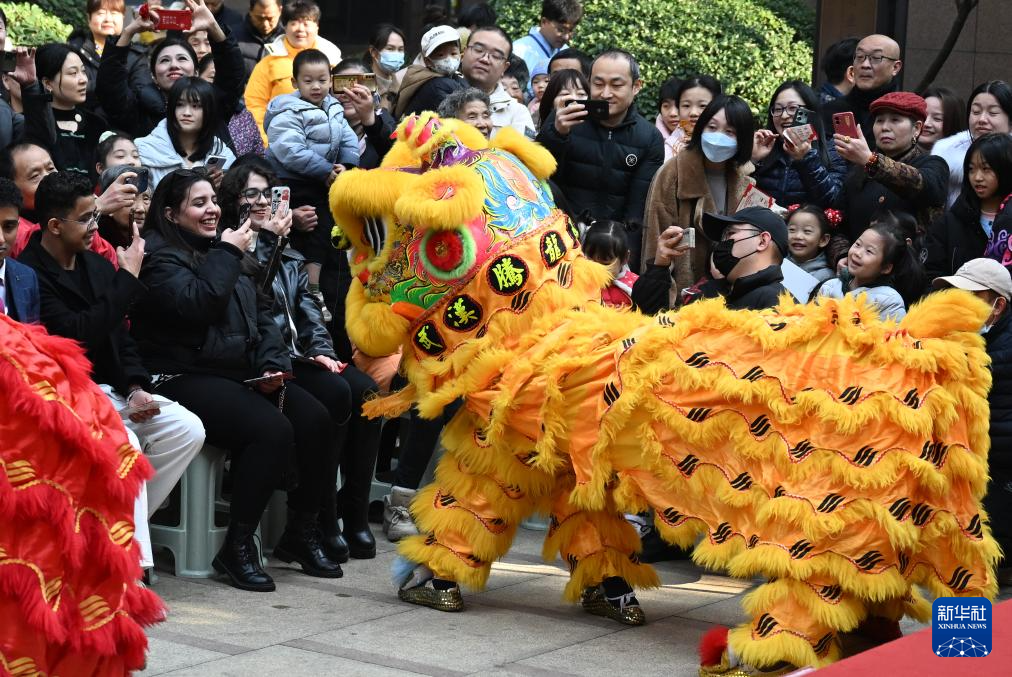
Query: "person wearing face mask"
932 258 1012 584
699 207 792 310
834 91 949 262
642 95 757 300
365 23 406 113
393 25 465 119
98 0 245 144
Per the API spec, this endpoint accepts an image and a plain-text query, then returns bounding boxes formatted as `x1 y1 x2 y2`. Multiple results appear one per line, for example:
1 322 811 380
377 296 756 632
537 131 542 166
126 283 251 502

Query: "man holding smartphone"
537 49 664 270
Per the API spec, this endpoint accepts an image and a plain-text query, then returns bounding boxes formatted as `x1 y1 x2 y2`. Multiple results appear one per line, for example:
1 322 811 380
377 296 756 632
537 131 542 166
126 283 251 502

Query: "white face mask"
431 56 460 76
981 299 1001 334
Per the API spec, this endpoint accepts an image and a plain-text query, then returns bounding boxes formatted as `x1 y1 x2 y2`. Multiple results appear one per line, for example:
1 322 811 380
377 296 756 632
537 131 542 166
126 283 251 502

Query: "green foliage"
0 2 73 46
492 0 813 117
23 0 86 32
753 0 816 47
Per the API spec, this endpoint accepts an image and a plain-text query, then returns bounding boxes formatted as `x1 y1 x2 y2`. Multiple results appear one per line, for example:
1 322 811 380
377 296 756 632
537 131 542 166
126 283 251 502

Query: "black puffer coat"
537 105 664 268
131 229 290 380
924 196 991 279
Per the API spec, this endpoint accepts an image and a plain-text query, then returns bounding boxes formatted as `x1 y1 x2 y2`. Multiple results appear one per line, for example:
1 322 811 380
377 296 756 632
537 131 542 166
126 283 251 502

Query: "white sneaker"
384 486 419 542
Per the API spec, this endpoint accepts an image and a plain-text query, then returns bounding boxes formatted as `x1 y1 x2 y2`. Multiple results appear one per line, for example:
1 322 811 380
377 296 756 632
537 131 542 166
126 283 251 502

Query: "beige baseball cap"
420 25 461 57
932 258 1012 300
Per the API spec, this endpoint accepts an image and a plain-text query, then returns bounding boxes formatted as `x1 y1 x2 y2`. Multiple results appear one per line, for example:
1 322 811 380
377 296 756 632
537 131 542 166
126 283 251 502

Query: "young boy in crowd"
501 55 529 106
528 64 549 124
266 48 360 317
0 177 39 323
785 205 836 282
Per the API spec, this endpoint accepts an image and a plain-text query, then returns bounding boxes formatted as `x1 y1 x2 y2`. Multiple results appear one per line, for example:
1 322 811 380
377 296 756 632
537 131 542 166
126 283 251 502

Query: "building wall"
903 0 1011 97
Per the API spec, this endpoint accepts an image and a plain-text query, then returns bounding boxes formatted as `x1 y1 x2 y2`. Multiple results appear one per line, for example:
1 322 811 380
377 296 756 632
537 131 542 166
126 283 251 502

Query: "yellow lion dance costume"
329 114 998 674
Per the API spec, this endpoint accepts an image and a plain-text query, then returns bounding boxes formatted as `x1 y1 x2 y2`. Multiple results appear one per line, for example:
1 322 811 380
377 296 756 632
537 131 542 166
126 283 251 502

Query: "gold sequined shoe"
698 654 795 677
580 586 646 626
398 582 464 612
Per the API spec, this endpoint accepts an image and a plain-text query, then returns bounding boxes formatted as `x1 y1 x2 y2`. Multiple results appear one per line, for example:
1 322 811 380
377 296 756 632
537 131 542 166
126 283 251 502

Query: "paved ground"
141 525 935 676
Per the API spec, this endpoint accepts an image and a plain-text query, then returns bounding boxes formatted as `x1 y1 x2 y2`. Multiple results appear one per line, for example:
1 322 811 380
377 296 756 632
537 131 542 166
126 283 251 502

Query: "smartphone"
358 73 377 92
575 99 610 121
243 372 294 386
123 167 149 193
787 107 814 128
205 155 228 172
681 227 696 248
271 186 290 218
0 51 16 73
238 203 252 225
832 111 859 139
139 4 193 31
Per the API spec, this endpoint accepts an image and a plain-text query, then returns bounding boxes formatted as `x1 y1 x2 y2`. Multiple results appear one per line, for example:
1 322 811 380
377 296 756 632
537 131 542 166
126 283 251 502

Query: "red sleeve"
11 219 39 258
91 233 119 269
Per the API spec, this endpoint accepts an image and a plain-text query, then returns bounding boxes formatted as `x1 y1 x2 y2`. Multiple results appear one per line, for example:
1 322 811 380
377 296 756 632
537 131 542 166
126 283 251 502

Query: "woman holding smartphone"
136 76 235 189
834 91 949 260
751 80 847 208
219 158 382 561
131 167 344 592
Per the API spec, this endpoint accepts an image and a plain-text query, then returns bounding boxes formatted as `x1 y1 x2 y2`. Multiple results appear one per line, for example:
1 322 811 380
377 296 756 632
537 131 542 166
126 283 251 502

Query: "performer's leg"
543 475 659 625
395 411 556 609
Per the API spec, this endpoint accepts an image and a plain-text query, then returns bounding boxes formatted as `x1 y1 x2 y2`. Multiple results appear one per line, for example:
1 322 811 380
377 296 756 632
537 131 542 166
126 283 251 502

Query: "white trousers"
101 386 206 568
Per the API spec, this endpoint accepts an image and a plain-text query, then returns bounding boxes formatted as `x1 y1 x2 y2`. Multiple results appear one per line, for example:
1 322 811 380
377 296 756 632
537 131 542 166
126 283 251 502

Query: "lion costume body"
329 114 998 671
1 315 163 675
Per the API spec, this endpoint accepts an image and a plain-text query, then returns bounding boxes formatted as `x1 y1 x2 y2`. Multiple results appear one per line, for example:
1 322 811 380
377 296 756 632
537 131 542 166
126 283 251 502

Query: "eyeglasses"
60 211 100 228
770 104 801 118
550 20 576 37
241 188 272 200
467 43 507 64
853 53 898 66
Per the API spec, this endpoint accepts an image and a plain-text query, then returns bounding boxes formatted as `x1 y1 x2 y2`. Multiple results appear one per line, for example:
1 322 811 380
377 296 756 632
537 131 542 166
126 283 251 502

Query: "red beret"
870 92 927 122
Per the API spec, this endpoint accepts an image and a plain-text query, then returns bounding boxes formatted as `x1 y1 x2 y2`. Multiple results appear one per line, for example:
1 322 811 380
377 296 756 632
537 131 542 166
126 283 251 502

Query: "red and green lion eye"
420 227 477 281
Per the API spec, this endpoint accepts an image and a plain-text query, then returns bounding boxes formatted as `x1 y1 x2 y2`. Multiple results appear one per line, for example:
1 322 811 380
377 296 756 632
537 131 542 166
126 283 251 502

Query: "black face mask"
711 234 759 277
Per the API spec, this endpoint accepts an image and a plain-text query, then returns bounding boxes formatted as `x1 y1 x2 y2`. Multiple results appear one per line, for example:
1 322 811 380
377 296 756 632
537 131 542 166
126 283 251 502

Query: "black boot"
274 511 344 578
338 448 378 559
319 489 350 564
213 522 275 592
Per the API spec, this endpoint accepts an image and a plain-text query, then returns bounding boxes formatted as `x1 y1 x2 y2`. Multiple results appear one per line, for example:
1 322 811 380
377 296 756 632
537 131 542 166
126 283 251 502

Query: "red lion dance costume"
330 114 998 675
1 315 163 675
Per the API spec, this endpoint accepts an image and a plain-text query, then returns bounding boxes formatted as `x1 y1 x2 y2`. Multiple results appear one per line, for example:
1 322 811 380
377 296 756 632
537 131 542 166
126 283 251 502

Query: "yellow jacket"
244 35 342 144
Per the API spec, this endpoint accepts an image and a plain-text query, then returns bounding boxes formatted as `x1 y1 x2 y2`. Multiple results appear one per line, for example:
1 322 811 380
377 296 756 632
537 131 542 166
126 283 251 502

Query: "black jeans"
394 401 462 490
155 373 336 523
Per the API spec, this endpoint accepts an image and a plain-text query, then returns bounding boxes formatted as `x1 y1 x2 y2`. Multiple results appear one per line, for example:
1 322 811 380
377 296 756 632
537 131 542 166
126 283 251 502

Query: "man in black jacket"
821 34 902 141
17 172 205 542
701 207 790 310
537 49 663 269
933 258 1012 585
233 0 284 80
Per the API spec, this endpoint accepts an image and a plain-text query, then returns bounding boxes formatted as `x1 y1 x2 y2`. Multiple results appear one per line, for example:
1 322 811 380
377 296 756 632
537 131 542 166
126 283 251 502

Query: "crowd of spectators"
2 0 1012 589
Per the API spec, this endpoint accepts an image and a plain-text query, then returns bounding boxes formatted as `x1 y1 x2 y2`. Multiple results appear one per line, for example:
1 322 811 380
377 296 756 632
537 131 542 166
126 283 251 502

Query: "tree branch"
915 0 979 93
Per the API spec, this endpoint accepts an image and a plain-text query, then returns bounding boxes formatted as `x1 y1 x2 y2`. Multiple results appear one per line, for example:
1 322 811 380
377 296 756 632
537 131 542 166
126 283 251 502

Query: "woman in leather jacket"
219 157 382 563
131 167 343 592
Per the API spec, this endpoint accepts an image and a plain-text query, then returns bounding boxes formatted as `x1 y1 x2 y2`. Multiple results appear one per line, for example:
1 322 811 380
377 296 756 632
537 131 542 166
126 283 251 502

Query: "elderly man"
933 258 1012 586
822 33 903 140
233 0 284 79
460 26 535 138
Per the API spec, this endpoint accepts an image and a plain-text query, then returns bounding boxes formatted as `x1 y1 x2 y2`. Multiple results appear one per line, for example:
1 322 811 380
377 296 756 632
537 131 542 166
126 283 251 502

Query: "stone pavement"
142 526 930 677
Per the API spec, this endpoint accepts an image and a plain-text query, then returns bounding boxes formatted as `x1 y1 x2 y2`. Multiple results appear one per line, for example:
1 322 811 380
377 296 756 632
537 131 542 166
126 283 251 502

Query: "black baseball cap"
702 207 789 256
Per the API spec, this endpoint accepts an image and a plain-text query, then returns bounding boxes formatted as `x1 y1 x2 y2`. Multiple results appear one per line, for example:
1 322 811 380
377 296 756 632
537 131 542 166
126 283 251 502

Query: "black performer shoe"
580 577 645 626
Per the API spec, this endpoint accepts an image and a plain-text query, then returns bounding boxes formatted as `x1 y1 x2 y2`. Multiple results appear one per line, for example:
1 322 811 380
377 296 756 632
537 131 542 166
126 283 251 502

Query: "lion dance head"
329 113 608 388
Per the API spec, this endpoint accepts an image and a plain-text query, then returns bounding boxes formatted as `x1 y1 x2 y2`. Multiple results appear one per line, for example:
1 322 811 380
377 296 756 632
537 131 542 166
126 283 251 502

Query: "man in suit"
0 177 39 323
17 172 205 526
